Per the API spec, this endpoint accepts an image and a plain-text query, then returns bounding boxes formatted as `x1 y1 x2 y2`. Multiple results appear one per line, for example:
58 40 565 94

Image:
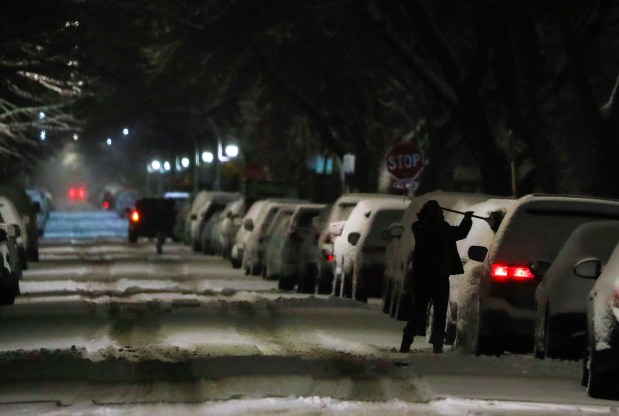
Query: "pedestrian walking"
399 200 473 353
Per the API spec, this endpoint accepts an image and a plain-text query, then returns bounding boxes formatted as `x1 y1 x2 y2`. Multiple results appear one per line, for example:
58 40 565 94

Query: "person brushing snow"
400 200 473 354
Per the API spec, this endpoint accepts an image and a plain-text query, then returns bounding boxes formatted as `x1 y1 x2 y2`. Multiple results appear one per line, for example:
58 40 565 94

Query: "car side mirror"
0 229 6 243
381 229 391 241
347 232 361 246
329 221 345 237
7 225 17 239
10 224 20 238
233 217 242 226
390 223 405 239
190 213 198 220
468 245 488 262
244 219 254 231
32 201 41 214
573 258 602 279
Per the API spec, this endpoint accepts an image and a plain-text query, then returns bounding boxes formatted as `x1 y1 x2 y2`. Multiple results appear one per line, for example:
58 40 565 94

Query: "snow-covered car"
200 209 226 255
382 191 498 320
265 203 326 291
231 199 270 269
0 184 39 262
534 221 619 360
243 199 305 276
186 191 240 252
332 197 410 301
213 197 246 259
456 194 619 356
264 206 297 282
0 196 29 270
316 193 405 295
0 225 19 305
581 240 619 399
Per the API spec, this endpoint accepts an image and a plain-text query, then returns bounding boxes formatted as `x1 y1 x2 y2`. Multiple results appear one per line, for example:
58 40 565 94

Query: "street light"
225 144 239 158
181 157 190 168
73 133 79 141
202 151 214 163
122 128 129 136
163 161 171 171
151 160 161 171
106 138 112 146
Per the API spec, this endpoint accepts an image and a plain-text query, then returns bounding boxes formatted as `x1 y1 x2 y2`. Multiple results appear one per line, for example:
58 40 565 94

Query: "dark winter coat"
411 216 472 277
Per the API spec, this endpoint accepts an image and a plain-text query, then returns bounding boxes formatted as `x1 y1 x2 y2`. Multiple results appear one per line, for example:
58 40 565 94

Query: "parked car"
332 198 410 301
0 184 39 262
0 225 20 305
276 203 327 293
581 240 619 399
172 193 195 243
455 194 619 356
382 191 497 320
316 193 404 295
200 209 226 255
534 221 619 360
264 206 297 283
231 200 270 269
0 196 30 270
215 197 246 259
186 191 239 251
243 199 305 276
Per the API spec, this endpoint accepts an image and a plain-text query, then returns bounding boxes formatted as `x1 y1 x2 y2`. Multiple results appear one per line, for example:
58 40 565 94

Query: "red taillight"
327 254 334 262
103 201 110 209
68 188 76 199
77 188 86 200
491 263 534 282
131 210 140 222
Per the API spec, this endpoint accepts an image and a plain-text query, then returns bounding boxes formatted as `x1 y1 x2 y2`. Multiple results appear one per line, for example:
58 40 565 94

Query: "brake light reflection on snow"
491 263 534 282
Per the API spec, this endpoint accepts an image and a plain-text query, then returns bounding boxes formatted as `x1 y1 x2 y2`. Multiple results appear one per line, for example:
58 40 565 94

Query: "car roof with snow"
342 198 410 232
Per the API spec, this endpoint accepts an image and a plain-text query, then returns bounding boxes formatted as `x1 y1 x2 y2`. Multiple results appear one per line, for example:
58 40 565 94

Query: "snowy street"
0 211 617 415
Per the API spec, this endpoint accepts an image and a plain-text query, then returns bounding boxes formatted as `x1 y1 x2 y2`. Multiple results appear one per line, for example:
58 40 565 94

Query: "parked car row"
169 188 619 400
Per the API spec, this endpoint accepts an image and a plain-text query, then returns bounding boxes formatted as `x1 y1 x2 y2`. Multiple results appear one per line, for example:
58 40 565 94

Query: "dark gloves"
464 211 474 219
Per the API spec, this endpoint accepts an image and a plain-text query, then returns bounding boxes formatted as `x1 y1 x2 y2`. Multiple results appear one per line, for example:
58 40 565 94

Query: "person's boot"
399 328 414 353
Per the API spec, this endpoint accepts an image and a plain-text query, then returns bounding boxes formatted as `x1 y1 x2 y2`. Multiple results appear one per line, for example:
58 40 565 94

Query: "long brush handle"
440 206 487 221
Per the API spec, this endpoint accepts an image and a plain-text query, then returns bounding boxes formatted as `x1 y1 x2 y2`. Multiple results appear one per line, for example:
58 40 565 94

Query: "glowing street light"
202 151 214 163
73 133 79 141
150 160 161 171
163 161 171 171
106 138 112 146
181 157 190 168
122 128 129 136
39 112 45 120
40 130 46 141
225 144 239 158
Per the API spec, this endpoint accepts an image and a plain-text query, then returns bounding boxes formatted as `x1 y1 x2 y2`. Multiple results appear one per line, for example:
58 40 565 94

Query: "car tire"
251 264 261 276
231 258 242 269
352 270 368 302
382 279 393 314
128 232 138 243
278 275 295 291
317 269 332 295
19 248 28 270
533 305 547 359
395 292 412 321
588 349 619 399
341 270 353 298
0 268 15 305
298 264 317 294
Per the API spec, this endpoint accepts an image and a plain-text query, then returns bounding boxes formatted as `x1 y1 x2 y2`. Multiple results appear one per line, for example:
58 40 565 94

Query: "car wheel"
128 232 138 243
533 305 547 359
317 269 332 295
251 264 261 276
395 292 412 321
382 279 393 314
588 346 619 399
231 258 242 269
341 270 353 298
352 269 367 302
298 264 317 294
0 268 15 305
278 274 295 291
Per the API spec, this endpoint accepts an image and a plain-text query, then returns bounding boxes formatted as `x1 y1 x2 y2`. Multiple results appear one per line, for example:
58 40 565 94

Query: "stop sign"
385 142 424 180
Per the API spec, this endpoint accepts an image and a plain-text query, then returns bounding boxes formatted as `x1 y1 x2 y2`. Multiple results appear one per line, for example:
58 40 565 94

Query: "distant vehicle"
128 198 177 243
215 197 246 259
534 221 619 360
456 194 619 356
184 191 240 251
231 200 270 269
263 205 297 282
332 198 409 301
582 240 619 399
68 185 87 201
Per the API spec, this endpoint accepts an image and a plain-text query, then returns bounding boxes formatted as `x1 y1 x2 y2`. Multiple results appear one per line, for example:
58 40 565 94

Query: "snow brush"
439 206 504 232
